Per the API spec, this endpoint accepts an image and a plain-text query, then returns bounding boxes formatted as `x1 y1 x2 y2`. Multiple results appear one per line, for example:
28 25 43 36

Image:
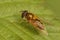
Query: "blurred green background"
0 0 60 40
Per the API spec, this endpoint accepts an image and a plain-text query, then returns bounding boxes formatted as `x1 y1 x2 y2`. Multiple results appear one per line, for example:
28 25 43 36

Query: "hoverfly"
21 10 48 35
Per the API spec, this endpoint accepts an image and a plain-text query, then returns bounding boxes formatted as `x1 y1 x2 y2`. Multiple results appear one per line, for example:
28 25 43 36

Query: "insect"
21 10 48 35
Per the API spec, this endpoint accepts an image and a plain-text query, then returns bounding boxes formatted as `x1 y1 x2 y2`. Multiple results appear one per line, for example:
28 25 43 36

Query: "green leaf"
0 0 60 40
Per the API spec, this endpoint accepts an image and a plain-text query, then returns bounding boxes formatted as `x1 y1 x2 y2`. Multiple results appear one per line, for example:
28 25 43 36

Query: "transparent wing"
34 21 48 35
34 21 44 30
